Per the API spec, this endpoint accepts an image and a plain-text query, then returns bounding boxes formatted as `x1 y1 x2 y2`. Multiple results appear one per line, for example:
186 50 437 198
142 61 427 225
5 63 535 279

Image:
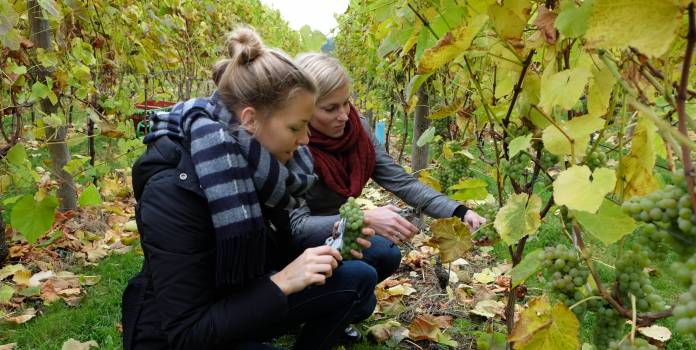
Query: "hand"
363 205 419 245
462 210 487 231
350 225 375 260
331 219 376 259
270 245 342 295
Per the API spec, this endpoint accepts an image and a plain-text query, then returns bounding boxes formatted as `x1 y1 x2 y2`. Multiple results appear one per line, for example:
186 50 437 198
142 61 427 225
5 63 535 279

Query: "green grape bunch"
501 154 529 180
439 155 472 194
338 197 365 260
674 278 696 336
615 248 666 312
541 244 590 314
540 151 559 169
504 123 530 144
586 150 607 170
593 304 626 349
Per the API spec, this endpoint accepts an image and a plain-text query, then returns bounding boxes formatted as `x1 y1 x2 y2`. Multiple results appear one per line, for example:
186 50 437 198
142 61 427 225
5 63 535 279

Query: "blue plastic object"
375 120 386 145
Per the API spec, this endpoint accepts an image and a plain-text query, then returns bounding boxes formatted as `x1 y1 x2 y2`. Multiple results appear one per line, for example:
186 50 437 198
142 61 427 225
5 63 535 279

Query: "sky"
260 0 350 35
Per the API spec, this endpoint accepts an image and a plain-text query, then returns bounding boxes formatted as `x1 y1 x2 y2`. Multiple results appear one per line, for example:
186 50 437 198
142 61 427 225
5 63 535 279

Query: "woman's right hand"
270 245 342 295
363 205 419 245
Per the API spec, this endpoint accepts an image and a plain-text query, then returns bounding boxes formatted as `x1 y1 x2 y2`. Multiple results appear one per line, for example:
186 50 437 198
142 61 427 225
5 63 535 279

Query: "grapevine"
338 197 365 260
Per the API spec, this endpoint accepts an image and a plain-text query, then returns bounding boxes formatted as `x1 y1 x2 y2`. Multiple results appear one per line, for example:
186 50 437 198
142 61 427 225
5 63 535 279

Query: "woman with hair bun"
122 27 377 350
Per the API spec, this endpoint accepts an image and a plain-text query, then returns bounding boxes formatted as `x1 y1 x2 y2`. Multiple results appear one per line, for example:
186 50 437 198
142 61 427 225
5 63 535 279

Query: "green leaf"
38 0 60 17
494 193 542 245
511 249 543 288
406 74 432 100
0 28 20 50
508 134 532 158
572 199 637 245
487 0 531 41
31 82 50 100
539 68 591 113
541 114 604 157
477 331 507 350
5 143 27 166
584 0 682 58
553 166 616 213
587 62 616 118
509 296 580 350
428 217 472 263
427 97 465 120
416 126 436 147
0 284 14 303
555 0 592 38
10 194 58 244
416 13 488 74
449 178 489 201
18 286 40 297
0 1 18 36
78 184 102 207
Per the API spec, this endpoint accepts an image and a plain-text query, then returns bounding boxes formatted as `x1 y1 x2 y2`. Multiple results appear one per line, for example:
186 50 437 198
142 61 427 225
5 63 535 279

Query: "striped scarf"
144 91 317 287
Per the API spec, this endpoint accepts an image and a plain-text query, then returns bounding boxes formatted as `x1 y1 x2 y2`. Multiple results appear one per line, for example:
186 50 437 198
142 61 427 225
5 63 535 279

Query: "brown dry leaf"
408 314 441 341
433 315 454 329
28 270 54 287
62 295 83 307
11 270 31 286
8 245 28 259
368 320 409 345
57 288 81 296
637 324 671 343
387 284 416 297
0 264 27 280
0 343 17 350
496 275 512 289
3 308 36 324
533 5 557 44
471 299 505 319
40 281 61 304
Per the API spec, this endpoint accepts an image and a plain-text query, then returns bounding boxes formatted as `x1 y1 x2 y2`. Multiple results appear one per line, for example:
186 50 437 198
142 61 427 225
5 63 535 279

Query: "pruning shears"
325 217 347 250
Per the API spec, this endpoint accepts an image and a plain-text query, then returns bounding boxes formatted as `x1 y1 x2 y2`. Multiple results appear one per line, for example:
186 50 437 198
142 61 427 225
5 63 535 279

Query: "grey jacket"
289 118 461 247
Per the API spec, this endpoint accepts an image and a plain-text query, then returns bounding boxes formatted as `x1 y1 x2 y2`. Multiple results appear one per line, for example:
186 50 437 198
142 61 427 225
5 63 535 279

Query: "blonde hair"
213 27 317 113
294 53 351 100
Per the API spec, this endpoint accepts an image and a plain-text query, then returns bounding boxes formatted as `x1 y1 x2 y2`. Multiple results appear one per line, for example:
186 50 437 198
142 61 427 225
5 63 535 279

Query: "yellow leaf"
11 270 31 286
416 14 488 74
428 217 472 263
510 296 580 350
539 67 591 113
487 0 532 41
616 115 659 198
554 166 616 213
419 170 442 192
587 61 617 118
584 0 683 58
542 114 605 158
494 193 542 245
61 338 99 350
427 97 465 120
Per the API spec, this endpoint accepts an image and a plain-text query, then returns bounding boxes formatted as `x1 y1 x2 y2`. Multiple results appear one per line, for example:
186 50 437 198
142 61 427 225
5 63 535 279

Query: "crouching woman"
121 27 377 350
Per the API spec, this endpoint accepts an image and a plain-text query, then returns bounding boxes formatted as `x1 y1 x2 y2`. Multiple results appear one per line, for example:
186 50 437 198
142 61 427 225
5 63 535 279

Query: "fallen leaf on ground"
61 338 98 350
471 299 505 318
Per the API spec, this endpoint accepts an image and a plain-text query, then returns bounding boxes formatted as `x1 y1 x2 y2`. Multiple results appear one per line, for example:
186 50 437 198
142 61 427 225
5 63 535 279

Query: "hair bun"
226 27 263 65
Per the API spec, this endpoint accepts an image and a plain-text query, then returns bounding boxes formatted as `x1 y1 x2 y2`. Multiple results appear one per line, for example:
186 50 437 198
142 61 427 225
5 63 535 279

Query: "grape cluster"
633 224 669 260
541 244 590 314
540 151 559 169
501 154 529 180
439 155 472 194
673 254 696 286
615 248 666 312
338 197 364 260
586 150 607 169
593 305 626 349
674 281 696 335
621 174 696 254
608 338 657 350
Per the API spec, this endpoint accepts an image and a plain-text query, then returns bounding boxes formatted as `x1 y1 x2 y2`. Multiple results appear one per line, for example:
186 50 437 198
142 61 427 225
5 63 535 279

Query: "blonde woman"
292 53 486 283
122 29 377 350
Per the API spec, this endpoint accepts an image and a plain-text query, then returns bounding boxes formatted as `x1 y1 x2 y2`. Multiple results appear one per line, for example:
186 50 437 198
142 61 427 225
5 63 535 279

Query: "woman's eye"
324 106 337 112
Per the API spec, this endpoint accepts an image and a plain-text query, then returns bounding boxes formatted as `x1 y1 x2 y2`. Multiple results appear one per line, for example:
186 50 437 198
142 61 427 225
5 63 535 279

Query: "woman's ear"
238 106 258 132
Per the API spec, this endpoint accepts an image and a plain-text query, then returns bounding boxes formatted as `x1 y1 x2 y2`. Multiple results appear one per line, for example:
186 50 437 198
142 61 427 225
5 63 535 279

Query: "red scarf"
308 104 376 198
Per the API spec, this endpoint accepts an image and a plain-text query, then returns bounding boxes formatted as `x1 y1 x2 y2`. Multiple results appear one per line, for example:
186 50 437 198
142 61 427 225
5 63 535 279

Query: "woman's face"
247 90 316 164
310 84 351 138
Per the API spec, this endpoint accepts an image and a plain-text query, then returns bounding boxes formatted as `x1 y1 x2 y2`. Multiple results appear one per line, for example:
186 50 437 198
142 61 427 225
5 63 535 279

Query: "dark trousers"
361 235 402 282
238 259 378 350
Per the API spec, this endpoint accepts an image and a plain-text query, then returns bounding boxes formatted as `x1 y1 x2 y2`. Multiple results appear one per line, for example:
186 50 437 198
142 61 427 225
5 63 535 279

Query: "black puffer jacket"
122 136 298 350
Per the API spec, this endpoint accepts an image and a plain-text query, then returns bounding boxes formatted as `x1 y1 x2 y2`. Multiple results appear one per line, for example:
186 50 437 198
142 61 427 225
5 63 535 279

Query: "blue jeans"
238 260 378 350
361 235 402 282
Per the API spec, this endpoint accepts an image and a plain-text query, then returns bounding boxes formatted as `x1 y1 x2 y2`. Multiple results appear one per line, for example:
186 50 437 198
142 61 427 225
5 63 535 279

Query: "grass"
0 250 143 350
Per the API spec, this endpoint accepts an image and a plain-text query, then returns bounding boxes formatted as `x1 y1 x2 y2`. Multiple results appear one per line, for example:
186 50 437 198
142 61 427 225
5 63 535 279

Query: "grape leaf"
0 1 18 35
508 134 532 158
510 296 580 350
78 184 102 207
616 115 659 198
494 193 542 245
542 114 604 157
487 0 531 41
5 144 27 167
587 62 616 118
539 67 591 113
418 170 442 192
406 74 432 100
0 284 14 303
10 194 58 244
534 5 557 44
428 217 472 263
573 199 637 245
416 126 436 147
450 178 489 201
416 13 488 74
584 0 682 58
553 166 616 213
511 249 543 288
554 0 592 38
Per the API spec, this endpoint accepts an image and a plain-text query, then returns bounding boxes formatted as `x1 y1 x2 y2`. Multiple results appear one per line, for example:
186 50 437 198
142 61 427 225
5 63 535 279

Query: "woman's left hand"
462 210 487 231
350 225 374 260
